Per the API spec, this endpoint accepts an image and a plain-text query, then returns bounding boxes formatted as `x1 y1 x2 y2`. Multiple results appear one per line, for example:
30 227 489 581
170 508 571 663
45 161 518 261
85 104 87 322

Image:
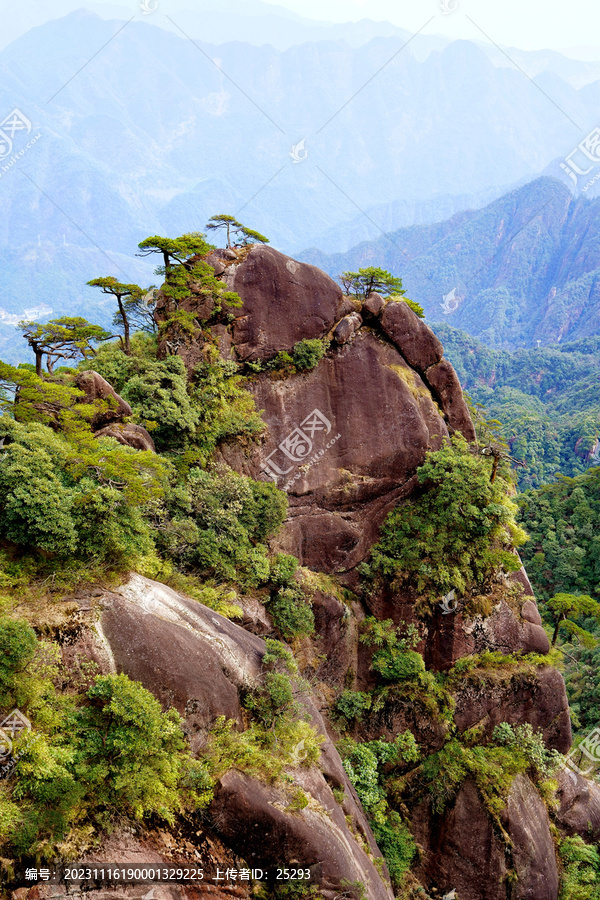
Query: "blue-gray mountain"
2 11 600 361
300 177 600 349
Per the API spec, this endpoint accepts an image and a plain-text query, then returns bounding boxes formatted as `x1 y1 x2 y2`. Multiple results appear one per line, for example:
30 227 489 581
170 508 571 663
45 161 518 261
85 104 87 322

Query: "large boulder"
452 664 571 753
412 775 558 900
69 575 393 900
75 370 132 429
227 246 346 361
242 330 450 574
555 769 600 841
95 421 156 452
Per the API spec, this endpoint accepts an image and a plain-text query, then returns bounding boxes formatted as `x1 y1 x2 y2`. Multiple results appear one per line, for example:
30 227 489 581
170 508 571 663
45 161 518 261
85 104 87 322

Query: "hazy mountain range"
300 177 600 349
2 6 600 361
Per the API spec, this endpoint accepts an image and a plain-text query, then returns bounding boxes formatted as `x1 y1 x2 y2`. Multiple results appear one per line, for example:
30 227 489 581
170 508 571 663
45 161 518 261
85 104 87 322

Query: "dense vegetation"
1 228 597 900
0 230 326 871
435 324 600 489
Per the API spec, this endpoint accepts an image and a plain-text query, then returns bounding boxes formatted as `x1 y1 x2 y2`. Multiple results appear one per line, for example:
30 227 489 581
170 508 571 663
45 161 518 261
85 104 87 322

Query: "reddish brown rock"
521 598 543 626
411 778 508 900
246 331 449 573
504 775 559 900
95 422 156 452
424 358 476 441
228 246 344 361
379 300 443 371
412 775 558 900
311 590 356 689
333 312 362 344
425 598 549 672
555 769 600 841
210 770 393 900
452 665 571 752
205 247 237 275
85 576 392 900
75 370 132 429
362 292 386 317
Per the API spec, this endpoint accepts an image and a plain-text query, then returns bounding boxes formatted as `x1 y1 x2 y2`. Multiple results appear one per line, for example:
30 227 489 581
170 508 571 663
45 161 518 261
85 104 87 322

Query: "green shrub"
333 690 372 725
0 617 37 702
267 584 315 639
205 716 322 783
120 355 200 451
362 435 526 613
245 672 298 728
371 811 416 888
339 735 418 889
559 836 600 900
492 722 562 778
185 465 286 587
292 339 327 372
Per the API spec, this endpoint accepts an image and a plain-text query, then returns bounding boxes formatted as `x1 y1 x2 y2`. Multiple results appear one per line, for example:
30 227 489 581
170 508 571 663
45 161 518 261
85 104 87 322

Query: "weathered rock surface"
75 371 132 428
70 575 393 900
199 246 475 575
425 598 550 672
453 664 571 753
241 331 450 574
503 775 559 900
412 775 558 900
379 300 443 371
228 246 345 362
95 421 156 452
555 768 600 840
424 358 476 441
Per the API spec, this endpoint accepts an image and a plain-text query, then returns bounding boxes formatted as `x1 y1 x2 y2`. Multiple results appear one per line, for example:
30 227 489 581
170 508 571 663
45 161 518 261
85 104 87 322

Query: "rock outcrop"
170 245 476 577
15 246 589 900
76 370 155 452
64 575 393 900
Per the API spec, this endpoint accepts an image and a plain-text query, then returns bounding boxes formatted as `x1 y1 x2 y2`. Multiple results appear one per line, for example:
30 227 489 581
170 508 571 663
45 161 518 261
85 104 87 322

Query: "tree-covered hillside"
301 178 600 349
434 323 600 489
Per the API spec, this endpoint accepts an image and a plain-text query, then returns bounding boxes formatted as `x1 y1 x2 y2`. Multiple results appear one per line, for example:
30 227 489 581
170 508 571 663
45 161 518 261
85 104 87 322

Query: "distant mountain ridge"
299 177 600 349
2 12 600 360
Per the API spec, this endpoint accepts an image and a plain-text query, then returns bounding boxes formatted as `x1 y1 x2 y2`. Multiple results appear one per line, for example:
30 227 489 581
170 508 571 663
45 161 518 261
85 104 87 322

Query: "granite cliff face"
13 246 600 900
158 245 475 579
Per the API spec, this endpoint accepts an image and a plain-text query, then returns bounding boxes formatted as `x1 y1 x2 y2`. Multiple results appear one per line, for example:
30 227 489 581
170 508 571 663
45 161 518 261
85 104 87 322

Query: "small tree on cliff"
205 215 240 249
137 233 213 273
136 232 242 353
206 215 269 249
547 593 600 647
340 267 406 300
86 277 149 355
125 287 159 336
19 317 112 376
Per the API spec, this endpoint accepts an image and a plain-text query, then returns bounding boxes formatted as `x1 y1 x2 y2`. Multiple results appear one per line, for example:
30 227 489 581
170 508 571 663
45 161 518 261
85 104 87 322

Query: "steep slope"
300 177 600 349
3 246 599 900
3 13 600 359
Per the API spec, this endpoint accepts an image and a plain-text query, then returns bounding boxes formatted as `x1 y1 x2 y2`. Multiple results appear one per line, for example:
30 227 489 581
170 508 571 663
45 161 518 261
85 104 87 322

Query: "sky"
244 0 600 55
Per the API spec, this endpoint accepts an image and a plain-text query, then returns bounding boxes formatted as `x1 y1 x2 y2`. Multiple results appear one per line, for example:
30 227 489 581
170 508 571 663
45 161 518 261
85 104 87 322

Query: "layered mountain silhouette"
300 177 600 348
